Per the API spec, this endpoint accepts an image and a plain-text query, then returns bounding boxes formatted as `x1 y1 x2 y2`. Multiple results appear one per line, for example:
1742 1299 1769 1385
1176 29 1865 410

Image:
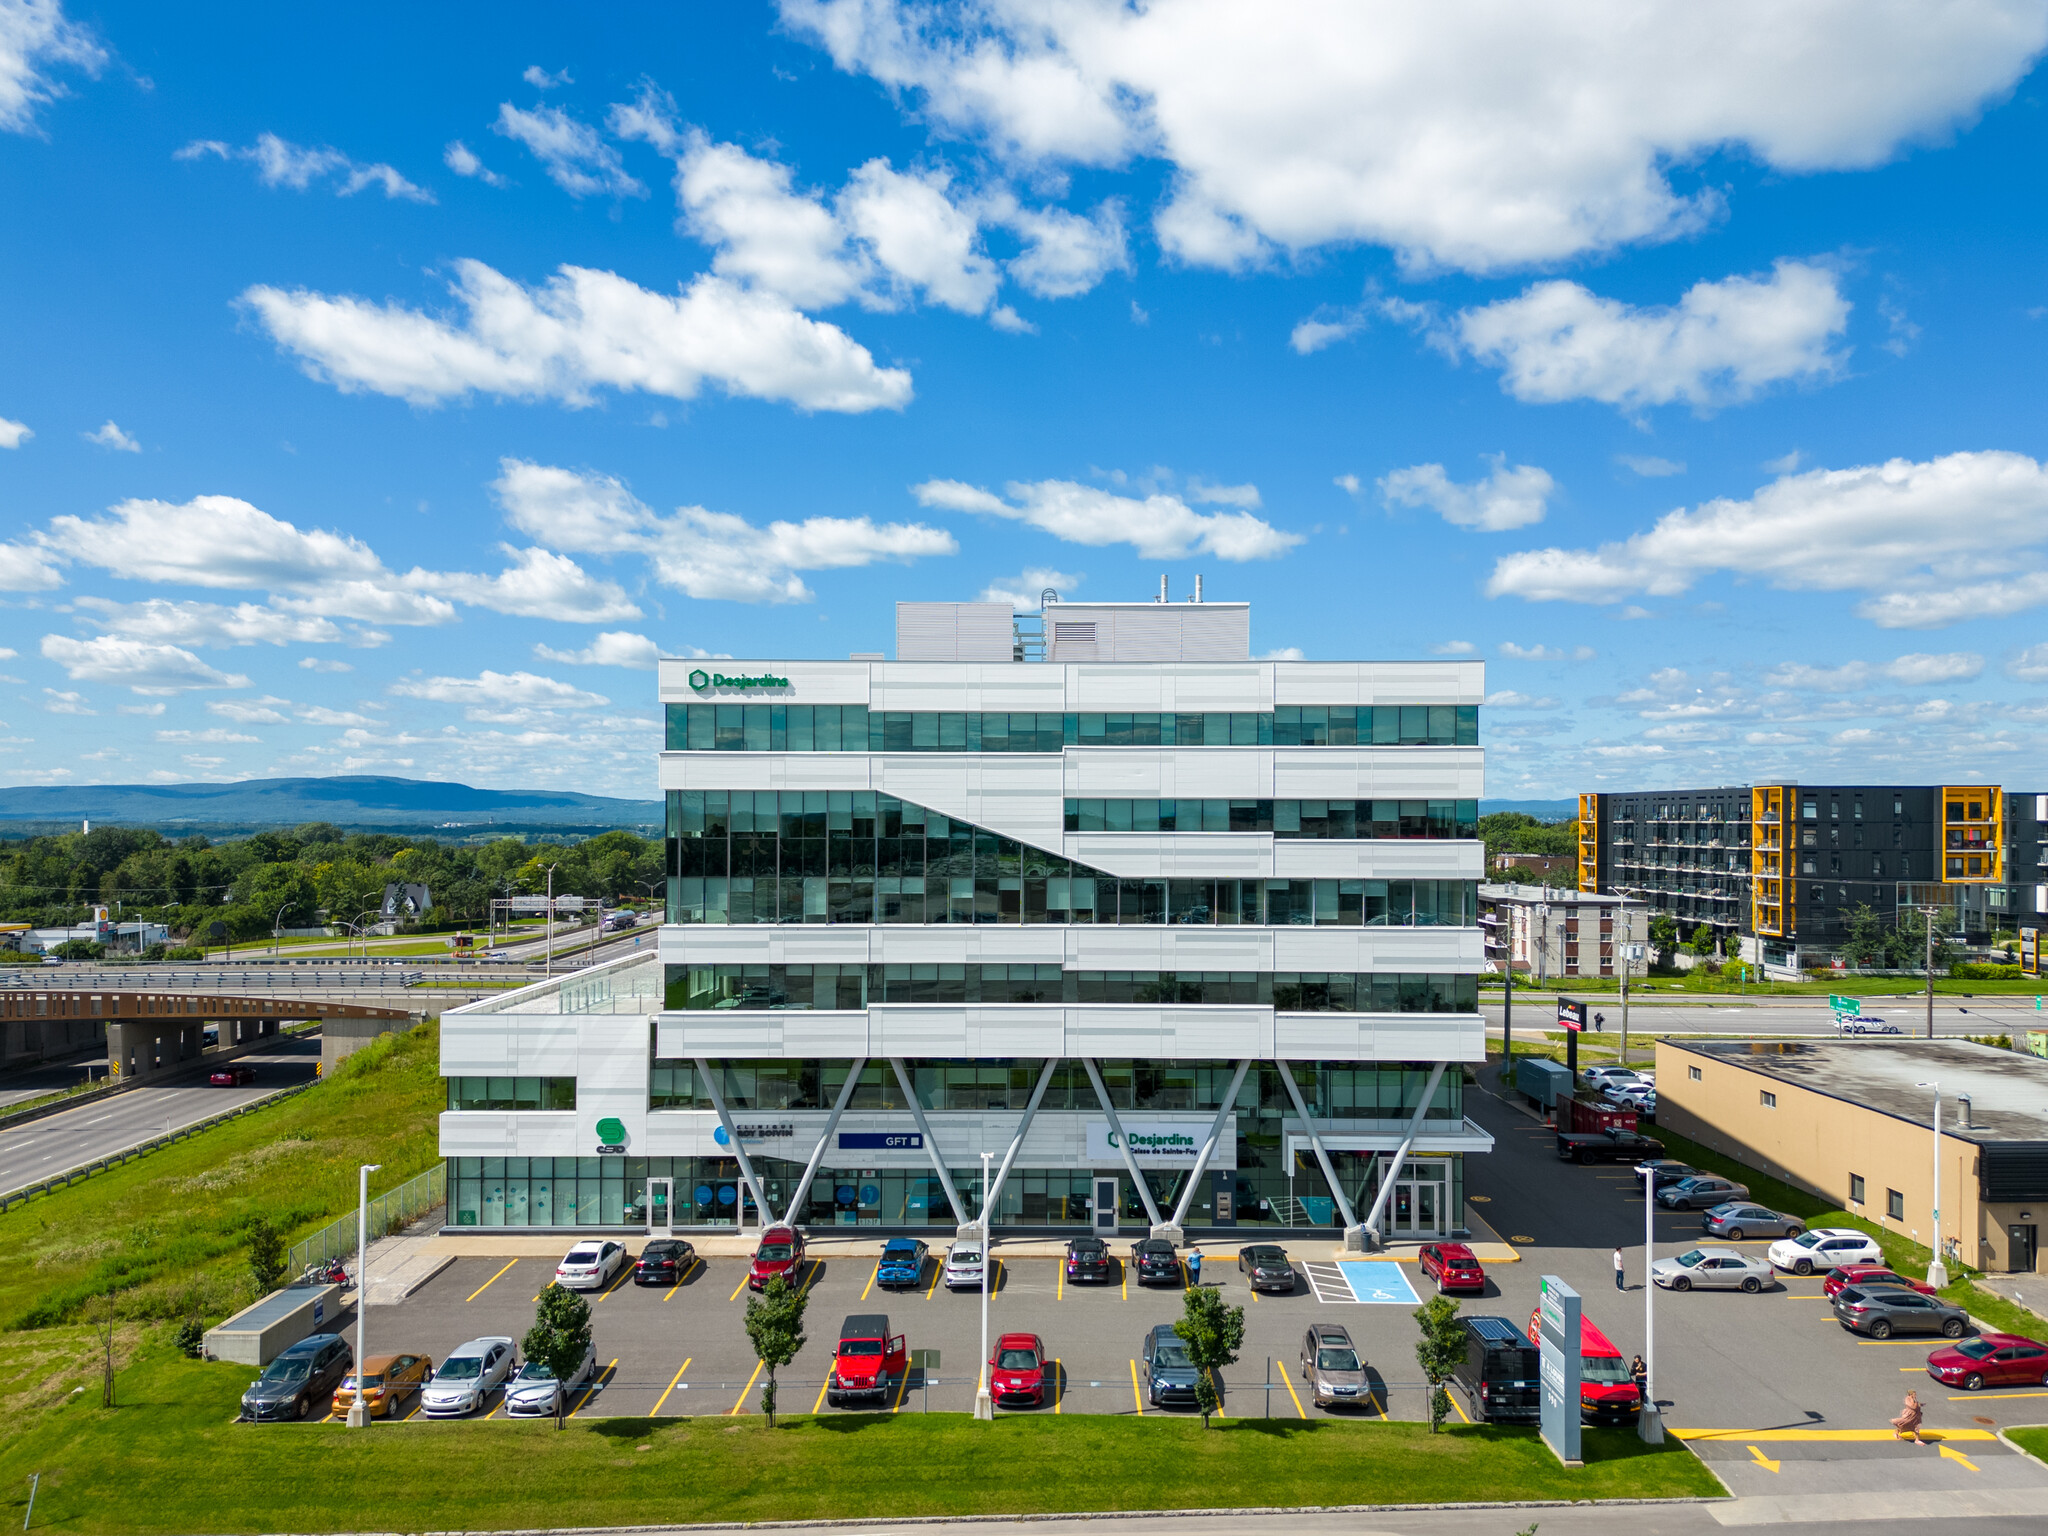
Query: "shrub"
1951 962 2022 981
164 944 205 961
173 1316 206 1358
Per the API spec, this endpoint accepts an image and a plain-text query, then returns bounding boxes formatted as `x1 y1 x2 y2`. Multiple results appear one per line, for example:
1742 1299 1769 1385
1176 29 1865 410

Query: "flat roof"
1479 884 1637 907
1668 1039 2048 1144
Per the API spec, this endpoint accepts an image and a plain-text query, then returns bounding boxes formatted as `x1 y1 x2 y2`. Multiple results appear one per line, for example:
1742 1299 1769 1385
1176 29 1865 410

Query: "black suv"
241 1333 353 1422
1131 1238 1181 1286
1064 1236 1112 1283
1453 1316 1540 1424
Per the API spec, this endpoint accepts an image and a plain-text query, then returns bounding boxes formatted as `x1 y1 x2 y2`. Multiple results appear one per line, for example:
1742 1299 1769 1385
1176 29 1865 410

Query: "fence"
288 1163 447 1274
0 1080 315 1212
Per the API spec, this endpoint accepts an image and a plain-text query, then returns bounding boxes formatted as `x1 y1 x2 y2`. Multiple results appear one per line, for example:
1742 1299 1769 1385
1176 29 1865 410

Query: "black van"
1454 1315 1540 1423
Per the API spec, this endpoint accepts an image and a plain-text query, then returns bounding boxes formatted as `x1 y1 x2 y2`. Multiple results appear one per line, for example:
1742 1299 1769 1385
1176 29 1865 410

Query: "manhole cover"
1470 1195 1492 1203
1974 1416 1997 1425
1511 1235 1536 1244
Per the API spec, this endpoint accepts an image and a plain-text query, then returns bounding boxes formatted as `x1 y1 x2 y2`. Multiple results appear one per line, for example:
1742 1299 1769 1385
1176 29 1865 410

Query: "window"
446 1077 577 1111
1887 1189 1905 1220
1894 797 1904 817
1849 1174 1866 1204
1760 1090 1777 1109
1688 1065 1702 1082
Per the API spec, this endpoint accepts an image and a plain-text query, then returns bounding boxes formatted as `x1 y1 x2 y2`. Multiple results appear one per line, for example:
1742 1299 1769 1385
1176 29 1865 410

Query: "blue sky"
5 1 2048 801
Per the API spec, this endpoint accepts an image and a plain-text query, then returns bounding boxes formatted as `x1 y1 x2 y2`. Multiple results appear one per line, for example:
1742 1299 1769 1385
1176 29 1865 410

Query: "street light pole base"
1926 1259 1950 1289
346 1403 369 1429
1638 1403 1664 1444
973 1389 994 1421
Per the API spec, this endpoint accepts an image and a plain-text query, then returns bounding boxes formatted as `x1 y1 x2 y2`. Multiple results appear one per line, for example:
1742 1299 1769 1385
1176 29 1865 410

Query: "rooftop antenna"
1158 573 1169 603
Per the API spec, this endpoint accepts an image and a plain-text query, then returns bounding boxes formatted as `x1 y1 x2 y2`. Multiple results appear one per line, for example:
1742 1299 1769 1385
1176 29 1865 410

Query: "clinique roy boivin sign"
689 669 791 691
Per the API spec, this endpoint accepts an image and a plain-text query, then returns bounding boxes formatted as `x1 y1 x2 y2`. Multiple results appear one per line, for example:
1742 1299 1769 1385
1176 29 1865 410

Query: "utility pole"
1918 1081 1947 1287
545 865 555 979
347 1162 381 1427
1502 904 1515 1072
974 1150 993 1421
1921 905 1939 1040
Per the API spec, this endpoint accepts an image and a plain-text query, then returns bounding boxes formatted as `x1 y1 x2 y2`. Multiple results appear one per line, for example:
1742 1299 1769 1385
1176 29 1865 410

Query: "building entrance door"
646 1177 672 1237
2010 1224 2038 1274
1391 1179 1446 1239
1093 1177 1119 1234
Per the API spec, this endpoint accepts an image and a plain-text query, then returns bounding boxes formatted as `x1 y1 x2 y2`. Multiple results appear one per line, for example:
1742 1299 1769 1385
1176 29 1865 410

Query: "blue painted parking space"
1337 1261 1420 1304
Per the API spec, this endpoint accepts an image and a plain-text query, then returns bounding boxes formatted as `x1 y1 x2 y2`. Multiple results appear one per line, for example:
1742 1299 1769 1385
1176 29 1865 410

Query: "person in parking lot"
1891 1390 1926 1443
1613 1247 1625 1291
1631 1355 1647 1402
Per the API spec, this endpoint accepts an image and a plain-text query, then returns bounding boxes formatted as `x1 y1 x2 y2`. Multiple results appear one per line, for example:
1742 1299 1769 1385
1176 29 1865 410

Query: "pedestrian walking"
1630 1354 1648 1403
1891 1390 1926 1443
1594 1012 1606 1033
1613 1246 1625 1290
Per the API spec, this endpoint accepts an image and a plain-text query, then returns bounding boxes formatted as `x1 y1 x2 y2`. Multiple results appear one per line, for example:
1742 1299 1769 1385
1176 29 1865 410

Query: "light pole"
272 902 291 959
974 1150 994 1421
346 1161 382 1427
353 910 379 963
1918 1081 1948 1287
545 866 556 978
1920 905 1940 1039
1639 1161 1662 1442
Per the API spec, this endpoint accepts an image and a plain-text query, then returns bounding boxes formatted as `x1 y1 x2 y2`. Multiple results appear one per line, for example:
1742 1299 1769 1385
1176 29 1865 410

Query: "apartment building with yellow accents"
1577 784 2048 975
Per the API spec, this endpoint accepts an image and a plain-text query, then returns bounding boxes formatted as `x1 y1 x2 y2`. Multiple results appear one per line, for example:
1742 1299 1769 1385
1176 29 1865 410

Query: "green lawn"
2008 1425 2048 1460
1484 975 2047 999
0 1339 1720 1534
0 1022 443 1332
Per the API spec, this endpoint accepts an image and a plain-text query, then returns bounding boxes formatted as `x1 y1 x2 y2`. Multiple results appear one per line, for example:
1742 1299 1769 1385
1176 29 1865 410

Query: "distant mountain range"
0 776 663 836
1478 799 1577 821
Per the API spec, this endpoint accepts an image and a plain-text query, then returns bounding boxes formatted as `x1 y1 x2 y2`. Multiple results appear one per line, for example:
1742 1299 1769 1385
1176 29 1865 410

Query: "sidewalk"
1973 1271 2048 1329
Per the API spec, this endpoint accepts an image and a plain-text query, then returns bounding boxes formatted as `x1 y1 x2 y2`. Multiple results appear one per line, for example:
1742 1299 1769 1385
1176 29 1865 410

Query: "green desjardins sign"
688 669 790 691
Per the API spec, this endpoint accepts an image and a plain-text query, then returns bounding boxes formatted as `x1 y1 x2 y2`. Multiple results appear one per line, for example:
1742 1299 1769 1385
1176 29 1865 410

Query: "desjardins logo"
689 669 790 691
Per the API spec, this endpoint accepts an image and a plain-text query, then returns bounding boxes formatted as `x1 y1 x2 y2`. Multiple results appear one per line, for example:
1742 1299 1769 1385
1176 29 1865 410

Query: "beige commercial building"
1654 1038 2047 1274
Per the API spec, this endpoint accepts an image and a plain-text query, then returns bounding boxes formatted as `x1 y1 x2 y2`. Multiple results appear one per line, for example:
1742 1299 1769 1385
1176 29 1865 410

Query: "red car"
989 1331 1048 1409
1419 1241 1486 1294
1823 1264 1937 1299
747 1224 806 1291
208 1065 256 1086
1928 1332 2048 1391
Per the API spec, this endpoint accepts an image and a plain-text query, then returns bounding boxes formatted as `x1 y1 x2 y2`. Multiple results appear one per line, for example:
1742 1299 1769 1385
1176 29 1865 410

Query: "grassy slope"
1 1021 443 1331
1483 975 2046 998
0 1340 1719 1535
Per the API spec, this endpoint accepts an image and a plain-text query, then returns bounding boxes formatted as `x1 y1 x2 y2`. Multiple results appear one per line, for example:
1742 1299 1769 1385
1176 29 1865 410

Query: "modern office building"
1578 784 2047 972
1655 1038 2048 1274
439 592 1492 1246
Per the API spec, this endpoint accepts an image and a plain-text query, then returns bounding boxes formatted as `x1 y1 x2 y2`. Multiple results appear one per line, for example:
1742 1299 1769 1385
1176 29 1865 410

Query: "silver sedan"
1650 1246 1776 1293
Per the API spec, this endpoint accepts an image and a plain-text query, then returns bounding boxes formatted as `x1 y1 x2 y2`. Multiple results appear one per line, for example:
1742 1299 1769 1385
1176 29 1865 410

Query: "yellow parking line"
797 1259 822 1298
729 1270 752 1302
1130 1359 1144 1415
1053 1358 1063 1414
649 1357 692 1417
1281 1364 1306 1419
1950 1390 2048 1400
730 1359 764 1414
926 1261 942 1301
1057 1263 1064 1301
592 1267 633 1304
890 1366 911 1413
813 1375 831 1414
570 1359 617 1417
465 1259 518 1303
1121 1263 1129 1302
861 1262 880 1302
1858 1339 1945 1346
664 1258 699 1300
1446 1386 1470 1424
1672 1427 1997 1442
1208 1368 1226 1419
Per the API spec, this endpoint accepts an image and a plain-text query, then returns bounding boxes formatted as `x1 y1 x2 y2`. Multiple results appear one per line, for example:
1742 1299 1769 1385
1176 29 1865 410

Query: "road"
0 1033 321 1191
1487 996 2048 1041
557 1512 2048 1536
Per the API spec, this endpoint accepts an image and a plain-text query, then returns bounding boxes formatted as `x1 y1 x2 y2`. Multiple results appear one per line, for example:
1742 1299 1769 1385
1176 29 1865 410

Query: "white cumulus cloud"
914 477 1301 561
40 634 250 694
0 0 103 134
240 260 913 414
175 132 433 202
389 669 610 720
492 458 957 603
981 567 1082 610
0 415 29 447
406 546 641 624
779 0 2048 274
1378 457 1553 531
492 102 644 199
83 419 139 452
444 139 508 187
533 631 663 669
1486 450 2048 629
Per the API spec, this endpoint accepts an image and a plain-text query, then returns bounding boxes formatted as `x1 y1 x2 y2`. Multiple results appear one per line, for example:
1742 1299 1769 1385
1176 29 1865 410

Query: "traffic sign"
1828 994 1859 1017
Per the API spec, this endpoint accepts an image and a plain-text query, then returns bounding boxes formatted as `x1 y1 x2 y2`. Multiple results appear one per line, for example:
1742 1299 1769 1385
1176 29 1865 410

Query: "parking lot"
349 1067 2048 1510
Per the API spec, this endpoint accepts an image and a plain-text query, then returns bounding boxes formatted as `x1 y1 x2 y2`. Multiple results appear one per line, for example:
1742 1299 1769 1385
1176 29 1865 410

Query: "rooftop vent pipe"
1193 574 1204 603
1158 573 1169 603
1958 1094 1973 1129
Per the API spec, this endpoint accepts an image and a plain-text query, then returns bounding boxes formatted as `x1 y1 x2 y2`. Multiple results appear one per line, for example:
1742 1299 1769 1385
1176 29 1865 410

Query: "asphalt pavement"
0 1032 321 1190
1486 996 2048 1042
557 1512 2048 1535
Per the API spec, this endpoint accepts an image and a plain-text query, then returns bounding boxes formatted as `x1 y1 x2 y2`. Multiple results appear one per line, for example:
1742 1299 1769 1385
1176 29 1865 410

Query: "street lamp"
974 1150 994 1422
1919 905 1941 1040
1639 1160 1662 1442
353 911 380 963
346 1162 382 1427
272 902 292 959
1917 1081 1948 1287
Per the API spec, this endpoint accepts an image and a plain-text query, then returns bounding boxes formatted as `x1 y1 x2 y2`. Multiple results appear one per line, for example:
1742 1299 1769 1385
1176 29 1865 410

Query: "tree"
1686 923 1717 958
523 1283 595 1429
246 1215 287 1292
1413 1292 1464 1432
92 1289 118 1407
1174 1284 1246 1428
1647 914 1680 963
1843 903 1888 967
1890 906 1959 971
744 1273 809 1426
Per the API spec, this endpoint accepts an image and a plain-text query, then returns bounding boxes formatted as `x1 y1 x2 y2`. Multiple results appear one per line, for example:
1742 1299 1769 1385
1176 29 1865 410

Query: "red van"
1529 1305 1642 1425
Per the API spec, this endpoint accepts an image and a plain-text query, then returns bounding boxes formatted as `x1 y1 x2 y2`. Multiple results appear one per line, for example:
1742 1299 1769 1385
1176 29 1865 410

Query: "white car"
942 1244 986 1291
420 1336 516 1417
503 1343 597 1417
1651 1246 1776 1293
1835 1015 1899 1035
555 1240 627 1291
1769 1227 1884 1275
1583 1066 1643 1091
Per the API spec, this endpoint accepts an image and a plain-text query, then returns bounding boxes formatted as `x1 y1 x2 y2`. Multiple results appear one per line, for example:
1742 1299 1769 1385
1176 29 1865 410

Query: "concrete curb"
1996 1424 2048 1472
282 1494 1733 1536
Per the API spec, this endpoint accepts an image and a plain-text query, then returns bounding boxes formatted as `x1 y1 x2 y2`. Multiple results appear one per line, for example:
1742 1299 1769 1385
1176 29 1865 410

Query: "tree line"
0 822 664 944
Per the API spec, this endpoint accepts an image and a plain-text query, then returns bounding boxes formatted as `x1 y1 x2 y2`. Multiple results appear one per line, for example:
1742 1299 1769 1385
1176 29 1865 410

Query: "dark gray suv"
1141 1323 1201 1409
1833 1285 1968 1340
241 1333 352 1422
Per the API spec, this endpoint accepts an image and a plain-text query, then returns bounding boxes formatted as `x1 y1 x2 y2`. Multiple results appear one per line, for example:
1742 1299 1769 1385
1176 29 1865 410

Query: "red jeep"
827 1313 906 1407
748 1224 806 1292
